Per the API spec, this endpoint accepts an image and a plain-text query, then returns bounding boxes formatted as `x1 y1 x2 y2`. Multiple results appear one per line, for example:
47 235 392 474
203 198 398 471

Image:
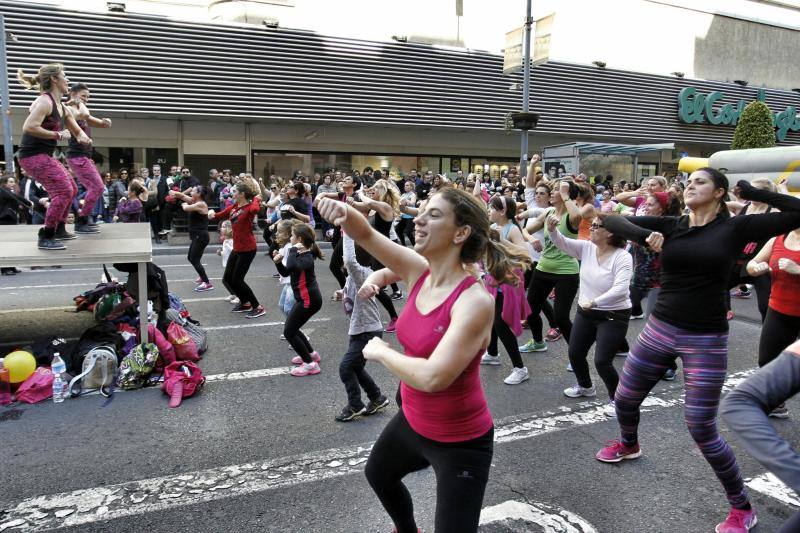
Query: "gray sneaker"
563 383 597 398
769 404 789 419
480 352 501 366
504 367 529 385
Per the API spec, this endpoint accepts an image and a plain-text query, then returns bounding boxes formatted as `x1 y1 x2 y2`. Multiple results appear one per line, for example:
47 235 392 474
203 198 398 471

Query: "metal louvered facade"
2 0 800 147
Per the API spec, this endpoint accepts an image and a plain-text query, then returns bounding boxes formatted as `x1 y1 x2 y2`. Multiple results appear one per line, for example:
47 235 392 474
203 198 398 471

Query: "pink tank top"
396 270 493 442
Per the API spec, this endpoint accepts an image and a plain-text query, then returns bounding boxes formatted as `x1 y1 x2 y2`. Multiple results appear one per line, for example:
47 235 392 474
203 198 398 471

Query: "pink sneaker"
195 276 202 284
595 439 641 463
292 351 321 365
545 327 562 342
290 362 321 377
194 282 214 292
384 318 398 333
715 507 757 533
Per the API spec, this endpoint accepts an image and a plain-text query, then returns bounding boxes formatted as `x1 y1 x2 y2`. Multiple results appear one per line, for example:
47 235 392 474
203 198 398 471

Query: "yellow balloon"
3 351 36 384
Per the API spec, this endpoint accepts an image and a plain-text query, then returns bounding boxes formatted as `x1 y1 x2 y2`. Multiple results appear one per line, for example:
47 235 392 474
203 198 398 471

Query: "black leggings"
758 307 800 368
365 410 493 533
284 290 322 363
223 250 258 307
329 238 347 289
523 262 556 329
396 217 416 247
526 270 579 343
488 291 524 368
569 308 630 397
188 230 210 284
726 268 771 322
148 207 162 238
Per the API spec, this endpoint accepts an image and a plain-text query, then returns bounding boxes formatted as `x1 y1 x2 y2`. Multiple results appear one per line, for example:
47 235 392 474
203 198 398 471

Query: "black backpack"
64 323 125 375
113 262 170 326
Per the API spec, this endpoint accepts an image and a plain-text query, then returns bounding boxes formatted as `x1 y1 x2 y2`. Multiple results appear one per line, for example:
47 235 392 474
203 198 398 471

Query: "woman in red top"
747 225 800 418
209 179 264 318
317 188 528 533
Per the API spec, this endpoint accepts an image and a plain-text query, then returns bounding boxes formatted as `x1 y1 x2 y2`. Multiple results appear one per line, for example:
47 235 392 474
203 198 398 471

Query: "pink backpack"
16 367 54 404
147 324 176 366
161 361 205 408
166 322 199 362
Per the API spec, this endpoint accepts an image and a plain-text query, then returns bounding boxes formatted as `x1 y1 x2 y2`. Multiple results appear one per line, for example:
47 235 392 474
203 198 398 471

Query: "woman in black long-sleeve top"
274 223 324 378
595 168 800 533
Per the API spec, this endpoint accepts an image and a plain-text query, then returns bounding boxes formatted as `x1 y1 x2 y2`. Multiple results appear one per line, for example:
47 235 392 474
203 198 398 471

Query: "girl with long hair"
274 223 325 377
597 168 800 533
17 63 92 249
316 187 528 532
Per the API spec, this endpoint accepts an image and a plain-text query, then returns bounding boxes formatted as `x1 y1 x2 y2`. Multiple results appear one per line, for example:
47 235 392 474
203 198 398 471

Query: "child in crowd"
217 220 237 303
273 223 324 377
335 232 389 421
273 219 299 318
114 179 147 223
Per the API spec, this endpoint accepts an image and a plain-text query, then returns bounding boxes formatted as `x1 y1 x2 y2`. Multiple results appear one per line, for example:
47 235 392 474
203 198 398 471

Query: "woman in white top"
546 214 632 405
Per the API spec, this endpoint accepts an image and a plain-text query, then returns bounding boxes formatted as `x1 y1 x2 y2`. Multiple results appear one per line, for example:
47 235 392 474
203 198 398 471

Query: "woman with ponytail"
479 194 533 386
596 168 800 533
17 63 92 250
317 187 528 533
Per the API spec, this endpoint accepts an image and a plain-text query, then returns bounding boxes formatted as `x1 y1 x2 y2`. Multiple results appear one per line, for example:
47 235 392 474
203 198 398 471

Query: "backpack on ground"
116 343 159 390
168 293 188 317
68 345 118 397
166 308 208 354
166 322 199 362
65 323 125 375
162 361 205 408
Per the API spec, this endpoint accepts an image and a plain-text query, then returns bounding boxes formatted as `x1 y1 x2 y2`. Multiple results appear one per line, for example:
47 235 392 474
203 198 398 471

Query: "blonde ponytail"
17 63 64 92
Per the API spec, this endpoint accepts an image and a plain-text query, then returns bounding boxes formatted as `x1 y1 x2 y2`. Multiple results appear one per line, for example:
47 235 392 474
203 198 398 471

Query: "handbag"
161 361 205 408
68 345 117 397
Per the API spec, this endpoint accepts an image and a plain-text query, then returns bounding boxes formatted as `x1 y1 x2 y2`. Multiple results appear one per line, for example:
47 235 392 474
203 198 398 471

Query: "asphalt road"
0 248 798 533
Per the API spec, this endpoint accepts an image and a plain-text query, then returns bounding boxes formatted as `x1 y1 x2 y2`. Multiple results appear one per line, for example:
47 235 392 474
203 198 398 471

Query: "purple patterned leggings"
19 154 77 229
67 156 104 217
616 315 749 509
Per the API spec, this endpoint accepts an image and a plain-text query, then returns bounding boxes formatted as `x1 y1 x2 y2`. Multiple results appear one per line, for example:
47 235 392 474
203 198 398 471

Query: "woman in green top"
519 180 583 352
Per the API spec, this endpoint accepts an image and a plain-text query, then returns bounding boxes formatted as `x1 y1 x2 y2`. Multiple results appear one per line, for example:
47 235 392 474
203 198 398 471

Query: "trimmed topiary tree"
731 101 776 150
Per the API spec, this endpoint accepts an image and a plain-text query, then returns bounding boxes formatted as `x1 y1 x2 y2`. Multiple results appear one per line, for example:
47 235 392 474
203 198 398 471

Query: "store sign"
678 87 800 142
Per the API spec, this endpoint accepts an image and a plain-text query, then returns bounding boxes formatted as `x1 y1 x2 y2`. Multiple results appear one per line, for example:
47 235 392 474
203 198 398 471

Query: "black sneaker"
364 395 390 416
391 291 403 300
335 405 366 422
662 368 677 381
245 305 266 319
54 223 76 241
75 216 100 234
38 227 66 250
231 303 253 313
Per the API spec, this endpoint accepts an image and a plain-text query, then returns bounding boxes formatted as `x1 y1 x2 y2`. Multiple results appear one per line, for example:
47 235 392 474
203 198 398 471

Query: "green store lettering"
678 87 800 142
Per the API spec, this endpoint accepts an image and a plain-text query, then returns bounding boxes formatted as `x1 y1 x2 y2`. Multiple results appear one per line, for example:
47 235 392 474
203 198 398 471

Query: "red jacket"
213 198 260 252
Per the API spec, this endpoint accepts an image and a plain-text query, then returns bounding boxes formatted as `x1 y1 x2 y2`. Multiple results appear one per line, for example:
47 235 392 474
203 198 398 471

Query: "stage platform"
1 223 152 341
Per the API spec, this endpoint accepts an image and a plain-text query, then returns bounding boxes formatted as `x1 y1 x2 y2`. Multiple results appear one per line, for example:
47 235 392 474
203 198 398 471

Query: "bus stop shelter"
542 142 675 181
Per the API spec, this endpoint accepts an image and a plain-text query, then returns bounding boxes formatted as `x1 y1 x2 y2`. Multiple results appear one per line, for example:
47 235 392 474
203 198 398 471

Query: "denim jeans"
340 330 383 410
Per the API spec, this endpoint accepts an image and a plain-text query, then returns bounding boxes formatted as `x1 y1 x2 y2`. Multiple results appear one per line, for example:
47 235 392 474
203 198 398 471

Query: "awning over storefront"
543 142 675 159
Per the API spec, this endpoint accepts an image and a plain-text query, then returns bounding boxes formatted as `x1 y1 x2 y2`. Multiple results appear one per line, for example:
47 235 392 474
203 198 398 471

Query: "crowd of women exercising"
15 61 800 533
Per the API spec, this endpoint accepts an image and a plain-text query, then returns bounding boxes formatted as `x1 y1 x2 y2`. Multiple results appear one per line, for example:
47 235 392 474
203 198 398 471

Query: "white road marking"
0 276 273 291
0 368 757 532
204 317 329 331
479 500 597 532
205 367 291 382
19 264 205 273
745 472 800 507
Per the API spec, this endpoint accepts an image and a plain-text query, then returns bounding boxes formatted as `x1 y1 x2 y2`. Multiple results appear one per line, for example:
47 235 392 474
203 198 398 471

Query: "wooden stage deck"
0 223 152 341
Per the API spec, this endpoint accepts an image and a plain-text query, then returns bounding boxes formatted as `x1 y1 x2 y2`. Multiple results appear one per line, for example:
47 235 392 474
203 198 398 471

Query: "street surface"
0 246 798 533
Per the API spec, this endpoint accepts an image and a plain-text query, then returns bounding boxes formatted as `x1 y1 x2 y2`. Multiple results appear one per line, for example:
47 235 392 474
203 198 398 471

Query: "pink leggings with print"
67 156 104 216
19 154 77 229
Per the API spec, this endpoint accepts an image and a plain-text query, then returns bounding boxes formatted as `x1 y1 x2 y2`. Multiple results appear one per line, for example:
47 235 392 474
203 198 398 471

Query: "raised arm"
546 217 590 259
182 201 208 214
316 197 428 286
734 180 800 243
525 154 542 188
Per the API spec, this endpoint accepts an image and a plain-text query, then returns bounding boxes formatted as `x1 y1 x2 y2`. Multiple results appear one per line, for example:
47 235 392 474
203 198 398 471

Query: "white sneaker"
606 400 617 418
630 313 645 320
480 352 501 366
504 367 529 385
563 383 597 398
230 297 240 305
225 294 236 302
567 362 574 372
616 351 630 358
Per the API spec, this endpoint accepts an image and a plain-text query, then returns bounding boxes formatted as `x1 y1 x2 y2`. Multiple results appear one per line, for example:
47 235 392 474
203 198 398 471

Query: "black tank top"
66 115 92 158
373 211 392 237
19 93 63 159
188 209 209 232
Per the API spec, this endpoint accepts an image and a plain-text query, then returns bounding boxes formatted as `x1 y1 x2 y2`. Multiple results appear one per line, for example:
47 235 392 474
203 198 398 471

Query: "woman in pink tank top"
317 188 529 533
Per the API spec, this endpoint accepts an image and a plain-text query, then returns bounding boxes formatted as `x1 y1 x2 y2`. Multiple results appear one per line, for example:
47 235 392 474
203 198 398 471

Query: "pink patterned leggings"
19 154 77 229
67 156 104 217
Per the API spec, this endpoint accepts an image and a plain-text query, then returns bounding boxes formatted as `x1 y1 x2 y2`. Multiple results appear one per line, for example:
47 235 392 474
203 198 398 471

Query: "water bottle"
51 352 67 403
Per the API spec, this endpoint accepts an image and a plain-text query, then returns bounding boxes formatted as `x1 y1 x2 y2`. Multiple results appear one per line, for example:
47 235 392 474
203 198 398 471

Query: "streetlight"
0 15 16 175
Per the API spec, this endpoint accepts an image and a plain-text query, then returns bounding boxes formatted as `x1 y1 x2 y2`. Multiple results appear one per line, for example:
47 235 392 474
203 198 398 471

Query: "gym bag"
68 345 117 397
161 361 205 408
116 343 159 390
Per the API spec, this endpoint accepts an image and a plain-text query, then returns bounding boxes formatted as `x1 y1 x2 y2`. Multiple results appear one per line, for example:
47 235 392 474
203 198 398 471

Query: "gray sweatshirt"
342 234 383 336
721 349 800 493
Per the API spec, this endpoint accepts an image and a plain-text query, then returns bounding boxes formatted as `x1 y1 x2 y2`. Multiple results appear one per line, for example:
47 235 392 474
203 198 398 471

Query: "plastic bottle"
51 352 67 403
0 359 11 406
